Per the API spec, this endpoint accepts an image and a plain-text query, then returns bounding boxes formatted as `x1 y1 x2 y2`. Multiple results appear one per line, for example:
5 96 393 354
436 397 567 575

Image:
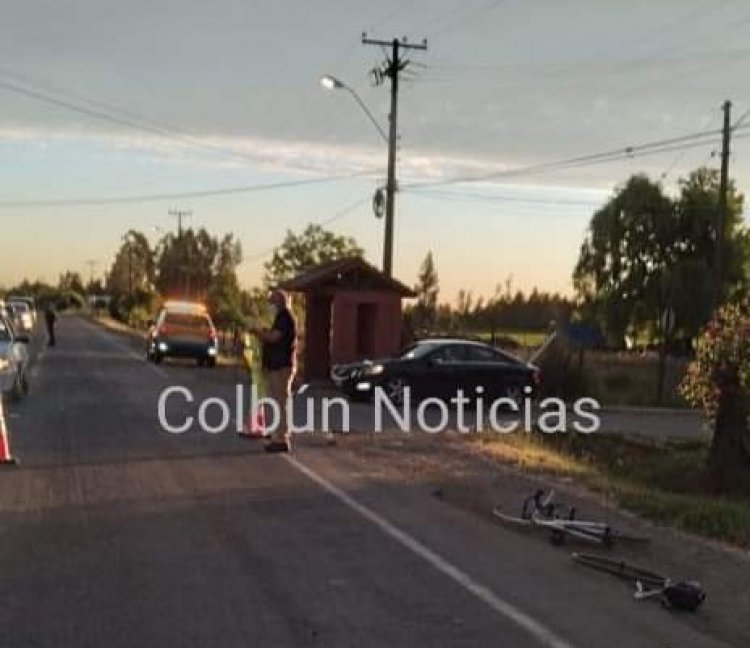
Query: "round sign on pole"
372 188 385 219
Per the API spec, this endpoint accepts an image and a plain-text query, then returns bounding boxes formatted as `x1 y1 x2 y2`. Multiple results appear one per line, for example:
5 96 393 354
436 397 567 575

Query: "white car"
7 296 36 325
8 300 34 332
0 311 30 401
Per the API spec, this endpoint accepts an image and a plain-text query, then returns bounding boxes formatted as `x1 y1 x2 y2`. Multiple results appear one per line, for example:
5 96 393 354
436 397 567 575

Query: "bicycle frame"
499 489 650 546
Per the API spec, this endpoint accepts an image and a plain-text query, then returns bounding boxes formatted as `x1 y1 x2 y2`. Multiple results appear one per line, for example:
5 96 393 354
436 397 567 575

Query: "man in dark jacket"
44 305 57 347
249 290 296 452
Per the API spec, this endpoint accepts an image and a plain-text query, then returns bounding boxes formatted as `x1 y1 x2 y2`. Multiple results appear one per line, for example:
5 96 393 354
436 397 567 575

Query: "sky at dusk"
2 0 750 301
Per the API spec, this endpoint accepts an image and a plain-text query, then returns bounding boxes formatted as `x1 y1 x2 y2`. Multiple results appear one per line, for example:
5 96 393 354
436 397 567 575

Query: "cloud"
0 124 558 185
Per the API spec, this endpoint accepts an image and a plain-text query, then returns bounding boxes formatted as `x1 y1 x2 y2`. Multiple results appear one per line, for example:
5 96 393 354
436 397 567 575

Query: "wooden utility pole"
168 208 191 239
85 259 97 290
362 34 427 277
168 208 192 297
715 100 731 308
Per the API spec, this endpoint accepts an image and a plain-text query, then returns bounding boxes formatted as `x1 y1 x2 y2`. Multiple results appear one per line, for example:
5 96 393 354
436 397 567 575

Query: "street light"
320 74 343 90
320 73 398 276
319 75 388 144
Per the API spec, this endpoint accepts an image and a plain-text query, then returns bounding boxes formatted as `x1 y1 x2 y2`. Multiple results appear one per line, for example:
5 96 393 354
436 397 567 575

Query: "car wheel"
385 377 407 406
206 357 216 368
153 353 163 365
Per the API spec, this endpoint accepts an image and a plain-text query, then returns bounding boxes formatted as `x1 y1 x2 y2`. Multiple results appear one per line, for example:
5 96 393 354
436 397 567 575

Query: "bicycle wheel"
572 553 667 589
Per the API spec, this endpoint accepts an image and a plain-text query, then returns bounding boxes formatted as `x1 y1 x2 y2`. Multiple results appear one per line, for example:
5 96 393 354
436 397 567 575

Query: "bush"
680 299 750 417
127 306 151 330
109 289 157 326
680 299 750 491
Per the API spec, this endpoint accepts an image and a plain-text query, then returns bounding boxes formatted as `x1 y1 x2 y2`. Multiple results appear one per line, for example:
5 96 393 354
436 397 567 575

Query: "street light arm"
321 74 388 144
344 86 389 144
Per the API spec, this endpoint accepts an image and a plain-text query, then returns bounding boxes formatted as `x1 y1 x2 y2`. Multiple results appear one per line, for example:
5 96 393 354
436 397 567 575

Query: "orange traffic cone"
0 400 18 465
237 405 268 440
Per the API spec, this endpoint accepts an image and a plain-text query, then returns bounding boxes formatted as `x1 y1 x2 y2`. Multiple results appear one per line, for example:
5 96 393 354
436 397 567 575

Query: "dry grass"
471 432 750 548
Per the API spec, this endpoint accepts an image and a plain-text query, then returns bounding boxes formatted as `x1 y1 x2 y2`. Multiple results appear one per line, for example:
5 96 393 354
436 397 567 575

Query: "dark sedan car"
331 338 541 406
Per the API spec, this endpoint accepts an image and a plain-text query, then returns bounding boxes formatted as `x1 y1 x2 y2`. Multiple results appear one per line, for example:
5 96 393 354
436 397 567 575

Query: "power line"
0 71 336 173
659 106 720 181
420 1 745 83
243 196 369 264
0 170 378 208
419 48 750 84
550 0 744 78
732 104 750 130
403 128 722 189
0 79 181 141
426 0 508 39
420 0 472 34
368 0 426 33
405 188 600 208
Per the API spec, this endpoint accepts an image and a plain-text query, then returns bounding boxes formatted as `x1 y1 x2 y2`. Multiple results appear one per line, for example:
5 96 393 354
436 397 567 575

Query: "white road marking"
285 455 577 648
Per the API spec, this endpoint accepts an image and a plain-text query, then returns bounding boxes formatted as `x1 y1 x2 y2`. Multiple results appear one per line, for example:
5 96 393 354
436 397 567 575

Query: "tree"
207 234 244 329
676 167 748 309
106 230 155 296
87 279 105 294
573 174 675 346
680 300 750 491
155 228 220 299
263 224 363 286
58 270 86 295
412 251 439 332
574 168 749 347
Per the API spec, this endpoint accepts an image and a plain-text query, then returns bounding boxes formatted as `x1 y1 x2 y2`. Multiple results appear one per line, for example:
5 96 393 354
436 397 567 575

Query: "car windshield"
10 302 29 313
165 313 210 329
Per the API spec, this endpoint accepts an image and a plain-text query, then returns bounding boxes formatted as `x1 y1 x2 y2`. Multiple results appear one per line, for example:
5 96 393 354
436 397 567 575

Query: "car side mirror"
16 334 30 344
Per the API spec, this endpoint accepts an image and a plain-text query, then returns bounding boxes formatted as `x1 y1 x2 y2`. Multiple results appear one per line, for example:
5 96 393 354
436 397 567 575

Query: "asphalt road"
0 316 738 647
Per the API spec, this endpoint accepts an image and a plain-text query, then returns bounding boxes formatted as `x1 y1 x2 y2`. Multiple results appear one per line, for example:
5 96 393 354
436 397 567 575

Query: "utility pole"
715 100 731 309
168 208 191 239
362 34 427 277
128 243 133 296
85 259 97 291
168 208 192 298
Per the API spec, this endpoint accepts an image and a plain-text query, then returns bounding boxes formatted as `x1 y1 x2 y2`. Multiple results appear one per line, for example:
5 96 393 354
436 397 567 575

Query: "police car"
146 301 219 367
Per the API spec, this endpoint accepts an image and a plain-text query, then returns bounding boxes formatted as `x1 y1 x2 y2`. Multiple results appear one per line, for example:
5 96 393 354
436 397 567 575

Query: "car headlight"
0 358 9 371
363 363 384 376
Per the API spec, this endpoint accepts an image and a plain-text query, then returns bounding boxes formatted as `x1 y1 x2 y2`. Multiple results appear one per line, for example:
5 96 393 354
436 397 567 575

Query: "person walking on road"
249 289 297 453
44 304 57 347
